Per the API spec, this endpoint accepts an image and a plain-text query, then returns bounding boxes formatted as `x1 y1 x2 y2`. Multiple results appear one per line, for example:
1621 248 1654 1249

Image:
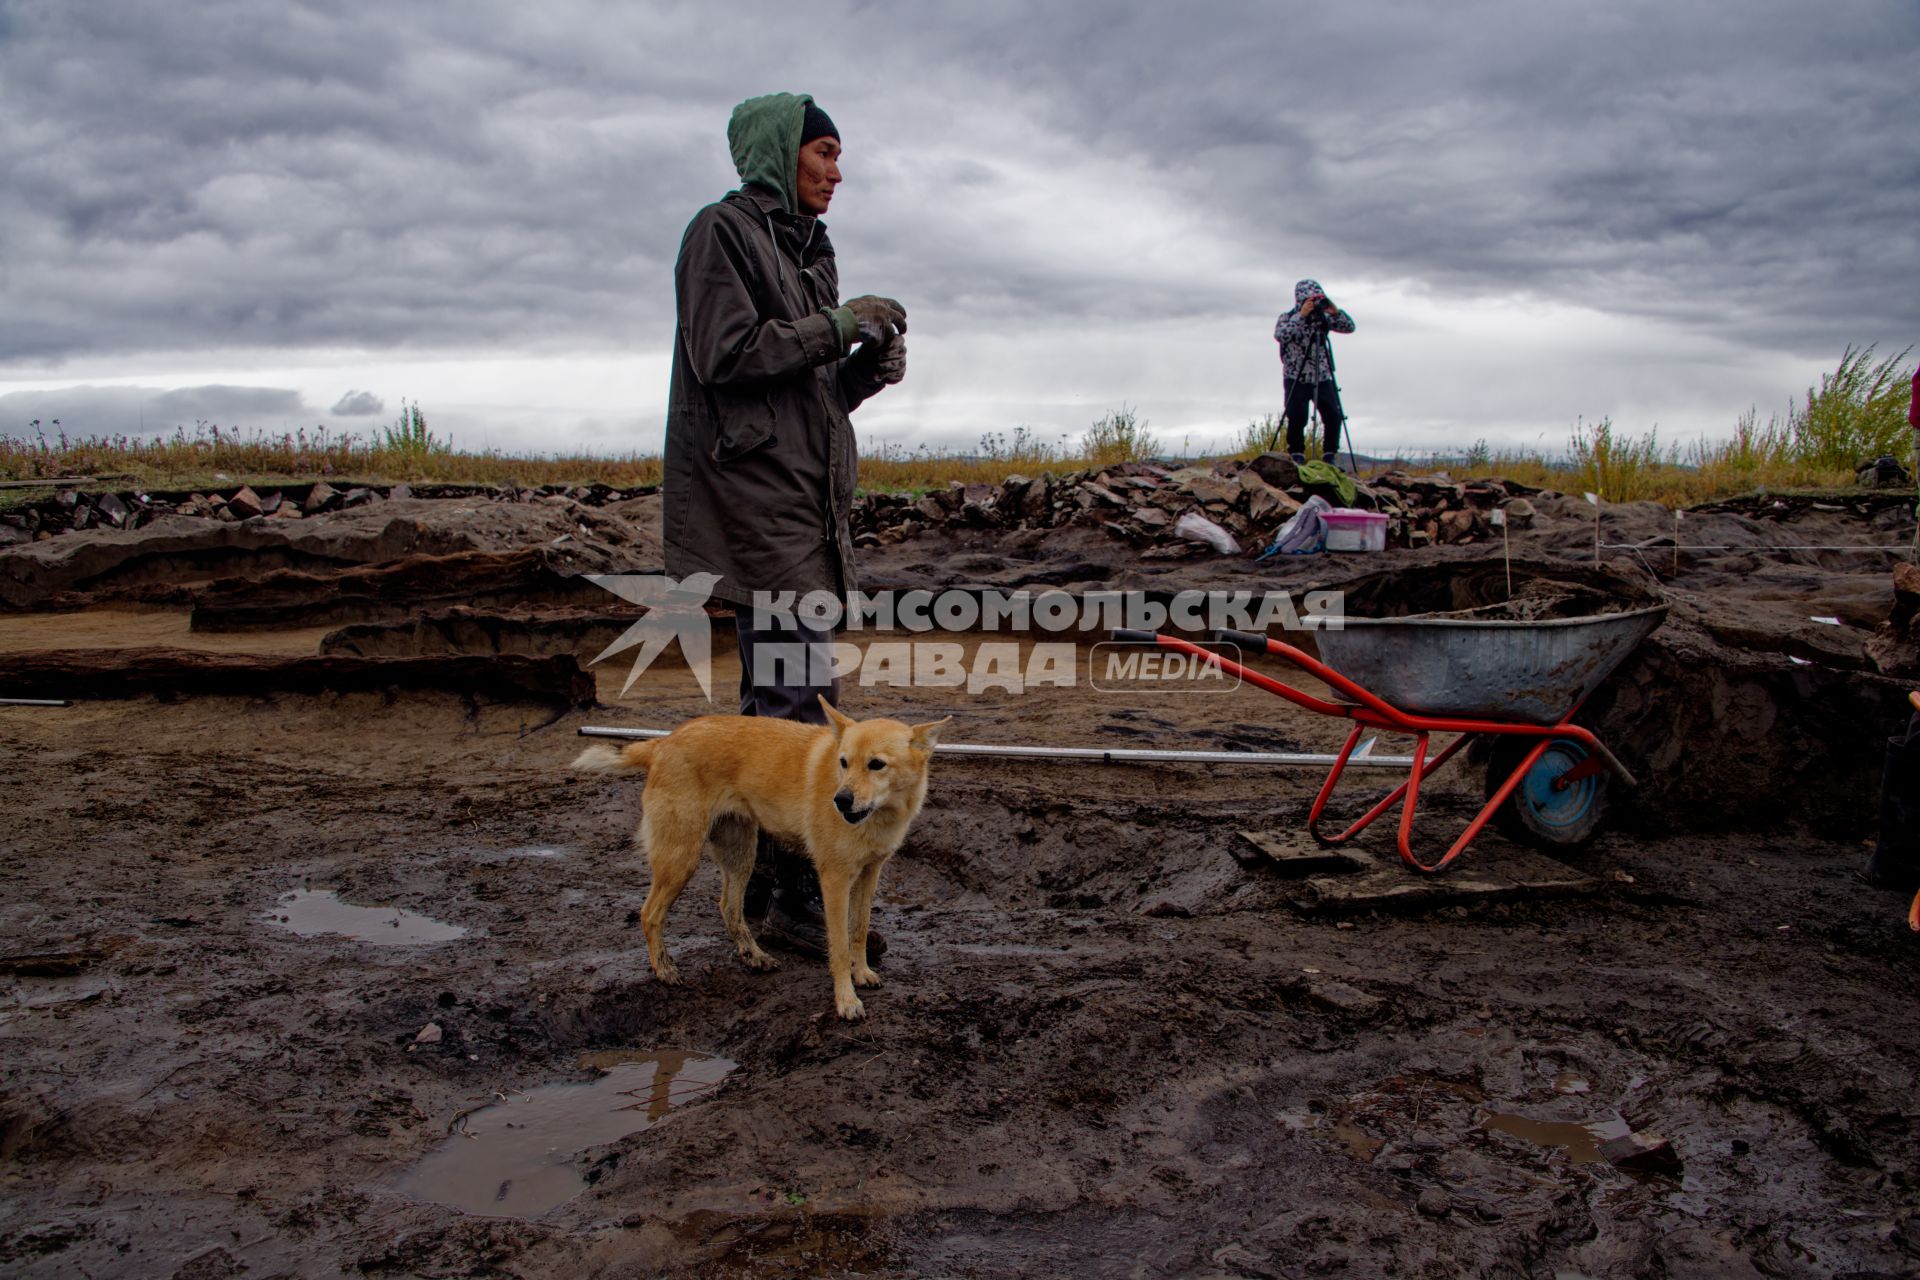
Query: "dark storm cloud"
0 0 1913 369
860 1 1920 352
330 390 385 416
0 385 308 432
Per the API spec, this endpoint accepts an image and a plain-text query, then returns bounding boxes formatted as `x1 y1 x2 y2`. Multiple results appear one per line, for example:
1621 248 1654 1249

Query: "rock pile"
851 453 1543 557
5 458 1549 559
0 481 656 546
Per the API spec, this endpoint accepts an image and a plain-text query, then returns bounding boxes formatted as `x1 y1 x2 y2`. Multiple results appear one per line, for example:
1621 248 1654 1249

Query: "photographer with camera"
1272 278 1355 464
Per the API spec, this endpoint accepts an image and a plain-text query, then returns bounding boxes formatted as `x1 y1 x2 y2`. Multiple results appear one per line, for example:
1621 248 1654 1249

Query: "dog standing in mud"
572 697 948 1020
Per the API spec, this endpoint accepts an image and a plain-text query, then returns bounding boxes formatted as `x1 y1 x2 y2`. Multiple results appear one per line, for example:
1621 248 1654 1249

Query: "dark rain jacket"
663 92 891 609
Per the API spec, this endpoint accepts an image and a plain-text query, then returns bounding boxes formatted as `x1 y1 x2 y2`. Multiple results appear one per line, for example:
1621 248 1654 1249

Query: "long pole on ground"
575 725 1419 769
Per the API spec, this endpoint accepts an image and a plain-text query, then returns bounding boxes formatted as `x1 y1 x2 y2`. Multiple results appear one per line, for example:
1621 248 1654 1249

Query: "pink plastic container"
1323 508 1387 552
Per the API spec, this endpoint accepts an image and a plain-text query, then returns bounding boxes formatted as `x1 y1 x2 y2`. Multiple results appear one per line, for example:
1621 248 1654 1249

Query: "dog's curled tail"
569 740 659 774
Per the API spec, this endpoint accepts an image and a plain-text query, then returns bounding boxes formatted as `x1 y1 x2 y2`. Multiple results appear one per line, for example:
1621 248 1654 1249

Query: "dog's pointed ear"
910 715 952 752
818 695 854 738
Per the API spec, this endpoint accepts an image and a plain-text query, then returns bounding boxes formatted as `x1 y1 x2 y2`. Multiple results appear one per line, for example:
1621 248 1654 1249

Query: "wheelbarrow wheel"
1485 736 1609 849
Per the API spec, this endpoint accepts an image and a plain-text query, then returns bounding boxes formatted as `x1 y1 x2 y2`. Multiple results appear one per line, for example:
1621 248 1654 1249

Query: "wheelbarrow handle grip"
1212 628 1273 652
1109 628 1163 644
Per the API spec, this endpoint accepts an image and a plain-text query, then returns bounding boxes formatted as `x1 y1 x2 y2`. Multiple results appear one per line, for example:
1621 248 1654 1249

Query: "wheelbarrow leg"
1311 730 1476 851
1395 733 1431 866
1399 734 1558 874
1306 725 1367 845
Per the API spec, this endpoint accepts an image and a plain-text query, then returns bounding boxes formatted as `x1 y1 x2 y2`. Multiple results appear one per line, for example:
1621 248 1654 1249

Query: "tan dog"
572 697 948 1020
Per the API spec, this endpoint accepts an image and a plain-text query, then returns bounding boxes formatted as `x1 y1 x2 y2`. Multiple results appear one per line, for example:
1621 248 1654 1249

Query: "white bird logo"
583 573 724 700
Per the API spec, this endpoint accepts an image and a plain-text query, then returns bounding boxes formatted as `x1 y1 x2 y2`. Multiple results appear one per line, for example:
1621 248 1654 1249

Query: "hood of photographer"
727 91 816 216
1295 279 1327 306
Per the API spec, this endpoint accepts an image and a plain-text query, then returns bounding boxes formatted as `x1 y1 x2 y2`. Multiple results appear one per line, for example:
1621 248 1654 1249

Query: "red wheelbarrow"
1112 605 1667 873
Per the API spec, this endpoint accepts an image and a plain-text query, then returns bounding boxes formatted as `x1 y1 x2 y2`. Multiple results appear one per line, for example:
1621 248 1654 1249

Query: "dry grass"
1437 345 1916 505
0 422 666 493
4 349 1912 508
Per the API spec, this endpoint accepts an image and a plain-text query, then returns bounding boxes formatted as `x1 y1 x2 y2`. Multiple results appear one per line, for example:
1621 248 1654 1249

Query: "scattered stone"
1438 509 1480 543
1130 506 1172 530
1500 497 1536 529
257 490 283 517
1182 473 1241 505
1598 1130 1682 1176
303 481 338 514
1247 451 1300 491
92 492 130 526
1303 977 1385 1017
1416 1188 1453 1217
1019 476 1052 523
341 487 374 508
960 483 999 525
226 486 264 520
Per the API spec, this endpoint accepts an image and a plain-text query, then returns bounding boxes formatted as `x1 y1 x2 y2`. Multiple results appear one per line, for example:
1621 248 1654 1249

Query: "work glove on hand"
876 336 907 386
843 294 907 348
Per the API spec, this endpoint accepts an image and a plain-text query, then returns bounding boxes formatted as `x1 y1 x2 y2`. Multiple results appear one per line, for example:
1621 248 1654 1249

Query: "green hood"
727 92 814 216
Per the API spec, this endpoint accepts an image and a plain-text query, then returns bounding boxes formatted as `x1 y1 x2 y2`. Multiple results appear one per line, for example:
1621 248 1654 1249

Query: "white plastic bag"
1174 510 1243 555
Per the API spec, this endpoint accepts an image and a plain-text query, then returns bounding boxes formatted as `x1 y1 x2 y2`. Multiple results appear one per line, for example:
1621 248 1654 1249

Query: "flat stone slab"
1235 827 1602 912
1235 829 1368 876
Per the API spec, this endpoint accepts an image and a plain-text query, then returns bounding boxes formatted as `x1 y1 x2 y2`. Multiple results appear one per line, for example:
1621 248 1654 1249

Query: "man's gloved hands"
844 294 907 348
876 336 906 386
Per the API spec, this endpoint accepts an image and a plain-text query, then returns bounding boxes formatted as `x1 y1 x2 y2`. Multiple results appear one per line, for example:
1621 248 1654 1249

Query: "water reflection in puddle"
1479 1111 1630 1164
395 1051 736 1219
265 889 469 944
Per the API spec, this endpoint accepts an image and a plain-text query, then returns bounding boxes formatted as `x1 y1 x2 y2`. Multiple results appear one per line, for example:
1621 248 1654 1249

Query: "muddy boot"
1864 732 1920 891
762 851 887 963
742 860 778 922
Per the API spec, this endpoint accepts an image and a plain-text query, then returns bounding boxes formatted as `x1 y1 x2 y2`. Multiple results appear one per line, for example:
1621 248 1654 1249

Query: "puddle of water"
394 1051 736 1219
1269 1110 1383 1161
496 845 572 859
1480 1111 1630 1165
264 889 469 945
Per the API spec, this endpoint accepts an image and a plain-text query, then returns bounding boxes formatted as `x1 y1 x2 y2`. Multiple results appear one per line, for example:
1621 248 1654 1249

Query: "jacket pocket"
710 389 778 463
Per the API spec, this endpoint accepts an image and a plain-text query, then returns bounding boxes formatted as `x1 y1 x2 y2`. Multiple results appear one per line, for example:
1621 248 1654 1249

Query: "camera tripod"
1284 317 1360 476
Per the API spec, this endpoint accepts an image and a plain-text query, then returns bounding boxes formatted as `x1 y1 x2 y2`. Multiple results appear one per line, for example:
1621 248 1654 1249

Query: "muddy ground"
2 484 1918 1278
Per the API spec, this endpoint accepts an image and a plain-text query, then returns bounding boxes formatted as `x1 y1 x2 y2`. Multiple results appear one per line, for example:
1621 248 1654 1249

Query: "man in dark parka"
664 92 906 957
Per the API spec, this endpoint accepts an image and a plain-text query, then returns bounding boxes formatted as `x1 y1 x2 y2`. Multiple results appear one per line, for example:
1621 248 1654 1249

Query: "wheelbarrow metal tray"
1308 605 1668 725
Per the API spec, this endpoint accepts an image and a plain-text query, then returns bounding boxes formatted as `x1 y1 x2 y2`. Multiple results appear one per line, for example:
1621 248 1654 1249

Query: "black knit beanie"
800 101 839 147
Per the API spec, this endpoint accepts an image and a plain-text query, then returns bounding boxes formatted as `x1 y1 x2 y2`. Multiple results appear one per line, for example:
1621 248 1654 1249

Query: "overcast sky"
2 1 1915 460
